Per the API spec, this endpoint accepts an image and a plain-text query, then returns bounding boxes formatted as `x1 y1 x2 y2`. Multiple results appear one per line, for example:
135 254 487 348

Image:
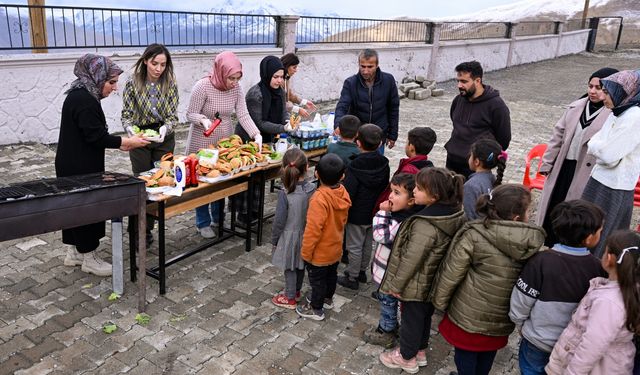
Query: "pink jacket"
545 277 635 375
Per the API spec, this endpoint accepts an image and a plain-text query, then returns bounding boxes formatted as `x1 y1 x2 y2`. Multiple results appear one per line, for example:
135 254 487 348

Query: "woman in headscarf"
55 53 149 277
233 55 296 225
582 69 640 257
535 67 618 247
237 55 294 144
186 51 262 239
280 53 317 118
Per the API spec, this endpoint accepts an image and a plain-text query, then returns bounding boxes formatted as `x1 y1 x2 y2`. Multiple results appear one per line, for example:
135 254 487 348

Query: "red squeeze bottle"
203 112 222 137
187 157 199 188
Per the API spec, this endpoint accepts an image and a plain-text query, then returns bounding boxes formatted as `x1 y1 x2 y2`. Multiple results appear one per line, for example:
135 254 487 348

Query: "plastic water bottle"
327 112 335 128
275 133 289 154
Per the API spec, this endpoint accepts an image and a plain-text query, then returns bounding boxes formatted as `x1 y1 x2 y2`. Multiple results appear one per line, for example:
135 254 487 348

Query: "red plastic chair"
522 144 548 191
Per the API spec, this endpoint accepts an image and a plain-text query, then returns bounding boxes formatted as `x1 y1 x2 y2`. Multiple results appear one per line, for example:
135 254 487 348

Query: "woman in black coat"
55 54 148 277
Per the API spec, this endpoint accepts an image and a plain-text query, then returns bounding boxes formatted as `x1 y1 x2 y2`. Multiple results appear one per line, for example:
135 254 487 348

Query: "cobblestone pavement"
1 50 639 375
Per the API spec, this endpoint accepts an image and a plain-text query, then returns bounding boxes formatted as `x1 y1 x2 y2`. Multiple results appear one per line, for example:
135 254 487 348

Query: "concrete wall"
0 29 590 145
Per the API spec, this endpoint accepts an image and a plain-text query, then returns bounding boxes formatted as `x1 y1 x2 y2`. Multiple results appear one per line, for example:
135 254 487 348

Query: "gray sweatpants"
284 269 305 300
345 223 373 278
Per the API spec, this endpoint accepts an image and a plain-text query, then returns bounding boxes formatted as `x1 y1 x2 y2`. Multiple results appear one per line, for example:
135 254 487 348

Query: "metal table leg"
257 171 266 246
129 215 137 282
245 176 253 252
158 201 166 294
111 217 124 295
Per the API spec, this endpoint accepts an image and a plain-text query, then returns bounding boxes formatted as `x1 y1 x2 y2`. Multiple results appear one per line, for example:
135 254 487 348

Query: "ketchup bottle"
203 112 222 137
188 157 199 187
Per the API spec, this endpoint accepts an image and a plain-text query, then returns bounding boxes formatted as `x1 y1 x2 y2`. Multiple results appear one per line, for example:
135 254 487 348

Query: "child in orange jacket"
296 154 352 321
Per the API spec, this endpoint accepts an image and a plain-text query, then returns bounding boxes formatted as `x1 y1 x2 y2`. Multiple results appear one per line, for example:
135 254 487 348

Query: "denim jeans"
454 347 497 375
519 338 551 375
195 200 223 229
377 292 398 332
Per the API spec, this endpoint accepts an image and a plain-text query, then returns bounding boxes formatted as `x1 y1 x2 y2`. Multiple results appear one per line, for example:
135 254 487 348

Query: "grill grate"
0 186 34 200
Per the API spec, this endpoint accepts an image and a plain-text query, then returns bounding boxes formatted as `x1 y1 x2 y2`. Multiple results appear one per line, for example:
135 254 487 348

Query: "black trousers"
399 300 435 359
305 261 338 310
446 155 473 179
454 347 497 375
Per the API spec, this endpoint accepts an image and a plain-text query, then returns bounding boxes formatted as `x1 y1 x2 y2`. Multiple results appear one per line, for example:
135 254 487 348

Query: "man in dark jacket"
334 49 400 154
338 124 390 290
444 61 511 178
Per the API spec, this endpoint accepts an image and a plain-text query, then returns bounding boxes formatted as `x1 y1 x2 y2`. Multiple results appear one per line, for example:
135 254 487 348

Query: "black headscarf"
258 56 285 125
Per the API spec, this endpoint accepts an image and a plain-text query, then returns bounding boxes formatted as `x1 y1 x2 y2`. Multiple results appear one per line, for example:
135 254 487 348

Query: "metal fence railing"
515 21 560 37
0 4 277 50
440 22 509 40
296 16 433 44
564 18 592 32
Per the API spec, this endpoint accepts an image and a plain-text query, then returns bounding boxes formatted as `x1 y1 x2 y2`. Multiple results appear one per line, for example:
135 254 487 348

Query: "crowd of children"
267 115 640 374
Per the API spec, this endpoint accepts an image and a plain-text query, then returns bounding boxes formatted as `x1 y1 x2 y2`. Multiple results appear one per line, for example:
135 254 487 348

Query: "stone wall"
0 28 590 145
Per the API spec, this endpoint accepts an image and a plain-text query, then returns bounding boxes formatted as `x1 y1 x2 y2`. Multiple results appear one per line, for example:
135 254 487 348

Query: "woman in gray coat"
536 67 618 246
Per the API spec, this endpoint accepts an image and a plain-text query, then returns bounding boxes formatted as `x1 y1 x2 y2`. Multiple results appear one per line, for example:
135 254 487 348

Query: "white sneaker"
81 252 112 276
63 247 84 267
198 226 216 239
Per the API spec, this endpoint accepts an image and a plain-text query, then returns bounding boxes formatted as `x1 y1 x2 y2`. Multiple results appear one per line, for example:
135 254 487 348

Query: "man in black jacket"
444 61 511 178
334 49 400 154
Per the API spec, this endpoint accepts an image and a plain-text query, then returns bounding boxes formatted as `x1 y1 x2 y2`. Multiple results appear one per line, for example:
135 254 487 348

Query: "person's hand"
254 133 263 150
299 108 310 118
200 118 212 130
284 122 294 132
380 200 392 212
389 292 401 299
386 139 396 149
120 135 149 151
157 125 167 143
304 100 317 112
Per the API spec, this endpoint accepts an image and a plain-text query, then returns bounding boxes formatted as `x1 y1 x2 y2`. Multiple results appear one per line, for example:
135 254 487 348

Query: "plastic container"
174 159 187 189
275 133 289 154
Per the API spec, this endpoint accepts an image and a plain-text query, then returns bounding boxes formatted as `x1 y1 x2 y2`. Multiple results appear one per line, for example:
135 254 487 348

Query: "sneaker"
363 326 397 349
81 252 112 277
357 271 367 283
271 293 297 309
416 349 427 367
337 275 359 290
63 247 83 267
379 347 419 374
295 302 325 321
371 291 380 301
198 226 216 239
306 295 334 309
295 291 301 301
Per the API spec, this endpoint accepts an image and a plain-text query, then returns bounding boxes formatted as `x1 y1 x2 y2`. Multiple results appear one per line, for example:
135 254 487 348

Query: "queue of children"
263 72 640 375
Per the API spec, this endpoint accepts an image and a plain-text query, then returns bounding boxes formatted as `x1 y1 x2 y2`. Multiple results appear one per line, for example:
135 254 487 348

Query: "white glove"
126 126 135 137
158 125 167 143
253 134 263 150
200 118 212 130
284 122 294 132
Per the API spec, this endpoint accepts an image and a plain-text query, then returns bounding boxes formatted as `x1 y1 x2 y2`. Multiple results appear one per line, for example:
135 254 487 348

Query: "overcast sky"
22 0 529 19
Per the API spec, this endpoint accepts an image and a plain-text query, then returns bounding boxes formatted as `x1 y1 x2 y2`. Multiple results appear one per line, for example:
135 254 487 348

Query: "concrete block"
399 82 420 94
422 80 436 90
431 88 445 97
408 90 416 100
398 89 406 99
415 75 427 83
402 76 415 84
414 89 431 100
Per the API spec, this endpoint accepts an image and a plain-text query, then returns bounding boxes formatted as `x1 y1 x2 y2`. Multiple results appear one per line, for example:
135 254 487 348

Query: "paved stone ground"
1 49 639 375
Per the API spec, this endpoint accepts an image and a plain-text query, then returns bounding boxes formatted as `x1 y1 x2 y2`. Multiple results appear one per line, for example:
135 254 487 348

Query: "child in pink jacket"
546 230 640 374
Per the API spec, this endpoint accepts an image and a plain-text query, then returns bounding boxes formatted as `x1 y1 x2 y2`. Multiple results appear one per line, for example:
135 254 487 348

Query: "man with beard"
334 49 400 154
444 61 511 178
